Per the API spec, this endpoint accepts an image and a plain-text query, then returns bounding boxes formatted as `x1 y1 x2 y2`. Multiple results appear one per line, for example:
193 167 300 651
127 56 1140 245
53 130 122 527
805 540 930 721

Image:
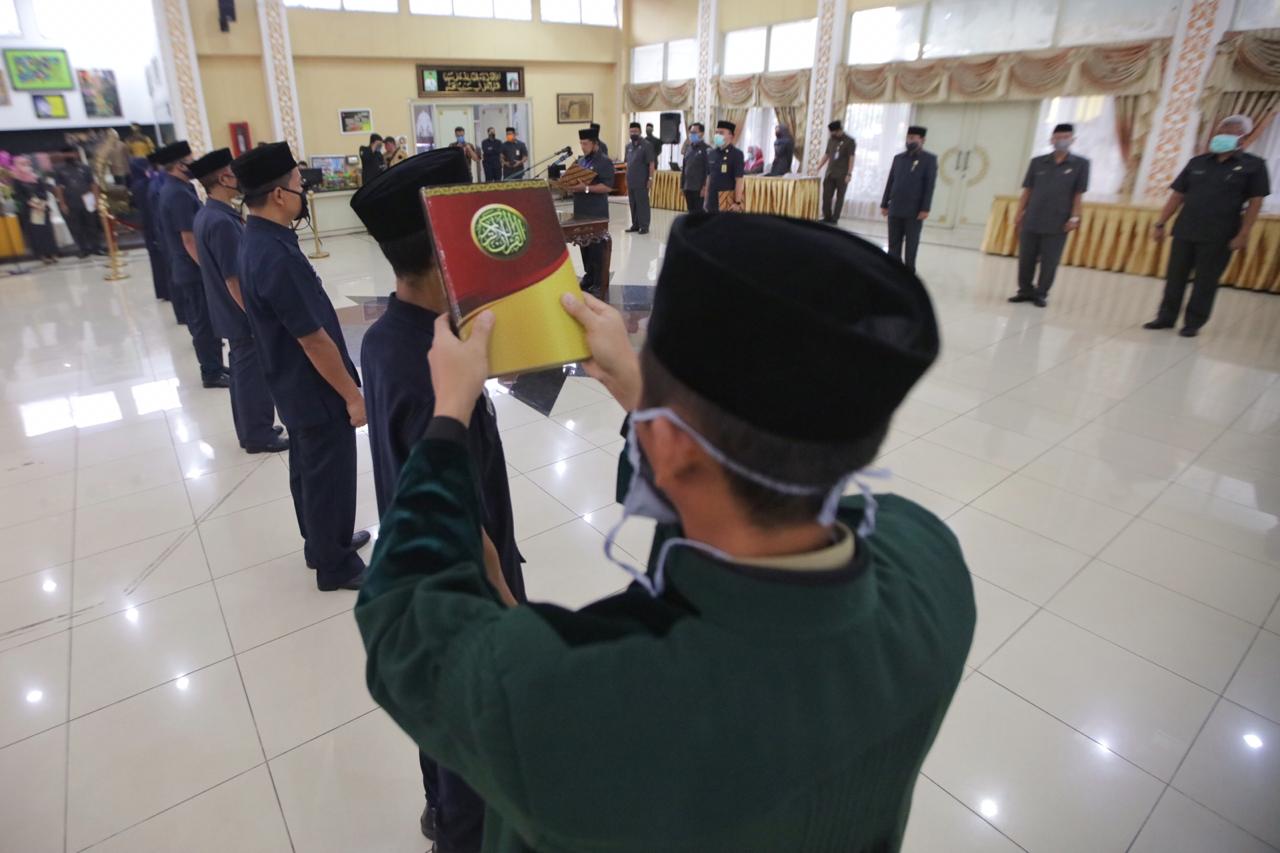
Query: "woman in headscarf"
744 145 765 174
11 155 58 263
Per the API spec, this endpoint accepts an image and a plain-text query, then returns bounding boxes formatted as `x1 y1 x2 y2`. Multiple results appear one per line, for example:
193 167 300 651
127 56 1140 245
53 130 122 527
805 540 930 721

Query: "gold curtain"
1200 90 1280 151
715 75 757 108
1113 92 1155 200
623 79 694 112
1199 30 1280 146
720 108 749 131
757 71 809 106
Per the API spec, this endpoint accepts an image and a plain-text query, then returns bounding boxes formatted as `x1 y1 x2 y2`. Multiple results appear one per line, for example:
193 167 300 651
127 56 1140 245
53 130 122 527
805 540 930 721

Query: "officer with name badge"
624 121 655 234
190 148 287 454
571 126 614 292
232 142 369 591
156 140 229 387
704 120 744 213
1009 123 1089 308
880 125 938 273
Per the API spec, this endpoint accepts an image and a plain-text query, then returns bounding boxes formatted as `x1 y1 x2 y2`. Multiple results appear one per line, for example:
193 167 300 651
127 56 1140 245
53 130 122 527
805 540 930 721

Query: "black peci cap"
189 148 233 180
828 120 843 131
349 147 472 243
154 140 192 165
646 213 938 443
907 125 927 137
231 142 297 193
578 127 598 141
716 120 736 134
1053 123 1075 134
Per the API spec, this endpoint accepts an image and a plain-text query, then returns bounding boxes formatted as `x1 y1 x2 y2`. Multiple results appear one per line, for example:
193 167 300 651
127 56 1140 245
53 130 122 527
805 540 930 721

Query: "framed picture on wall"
33 94 68 119
77 69 121 118
0 66 10 106
229 122 252 157
339 108 373 134
4 49 74 91
557 93 593 124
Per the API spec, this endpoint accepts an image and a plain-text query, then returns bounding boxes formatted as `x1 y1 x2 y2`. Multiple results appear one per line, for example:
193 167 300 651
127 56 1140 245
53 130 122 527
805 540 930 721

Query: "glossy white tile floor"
2 204 1280 852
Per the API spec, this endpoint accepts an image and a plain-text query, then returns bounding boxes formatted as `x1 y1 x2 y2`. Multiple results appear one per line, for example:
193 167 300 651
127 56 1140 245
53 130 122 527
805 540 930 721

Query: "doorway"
914 101 1038 239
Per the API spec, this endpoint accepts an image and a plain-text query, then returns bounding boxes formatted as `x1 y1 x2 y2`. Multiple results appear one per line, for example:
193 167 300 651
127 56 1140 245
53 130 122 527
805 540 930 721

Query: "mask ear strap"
602 513 658 597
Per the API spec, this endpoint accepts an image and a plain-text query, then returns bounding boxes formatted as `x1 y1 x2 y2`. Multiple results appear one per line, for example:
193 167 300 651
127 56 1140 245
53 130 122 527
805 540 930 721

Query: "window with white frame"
542 0 617 26
285 0 397 11
723 27 767 75
924 0 1057 57
1234 0 1280 30
0 0 19 36
768 19 816 71
842 102 914 218
848 6 924 64
410 0 533 18
631 44 664 84
666 38 697 80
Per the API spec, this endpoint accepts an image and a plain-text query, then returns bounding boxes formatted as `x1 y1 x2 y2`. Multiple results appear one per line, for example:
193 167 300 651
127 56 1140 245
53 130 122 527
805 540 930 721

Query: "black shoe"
625 226 639 233
1008 294 1034 303
1179 327 1200 338
1033 297 1047 308
420 804 438 841
317 569 364 591
202 374 231 389
638 227 649 234
1143 320 1174 330
351 529 372 550
245 435 289 453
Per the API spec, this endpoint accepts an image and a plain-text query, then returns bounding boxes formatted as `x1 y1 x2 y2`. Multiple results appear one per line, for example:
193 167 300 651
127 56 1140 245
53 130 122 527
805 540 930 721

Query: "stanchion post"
99 187 128 281
306 190 329 260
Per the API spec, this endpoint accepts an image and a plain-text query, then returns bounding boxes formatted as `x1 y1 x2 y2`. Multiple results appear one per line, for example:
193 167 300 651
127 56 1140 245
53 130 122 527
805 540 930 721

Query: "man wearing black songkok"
355 213 976 851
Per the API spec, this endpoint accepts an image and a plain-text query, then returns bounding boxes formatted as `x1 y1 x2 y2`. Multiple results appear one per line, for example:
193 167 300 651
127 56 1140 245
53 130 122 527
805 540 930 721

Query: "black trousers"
227 338 277 448
420 752 484 853
627 186 650 230
579 241 607 291
1017 231 1069 297
65 205 102 255
287 418 364 585
175 277 224 377
145 242 171 302
1156 238 1233 331
887 216 924 271
822 175 848 222
684 189 702 212
483 161 500 182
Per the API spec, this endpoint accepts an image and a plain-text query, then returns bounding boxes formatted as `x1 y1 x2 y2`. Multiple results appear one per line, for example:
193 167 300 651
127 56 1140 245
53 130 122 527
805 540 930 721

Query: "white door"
912 104 968 229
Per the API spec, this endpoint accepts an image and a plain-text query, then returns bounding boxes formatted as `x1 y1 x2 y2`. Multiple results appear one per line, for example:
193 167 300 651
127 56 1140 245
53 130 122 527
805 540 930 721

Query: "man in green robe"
356 213 975 853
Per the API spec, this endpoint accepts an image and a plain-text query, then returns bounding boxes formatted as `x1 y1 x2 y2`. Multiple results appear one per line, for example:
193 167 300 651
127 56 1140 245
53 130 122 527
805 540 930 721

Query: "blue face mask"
689 132 701 144
1209 133 1240 154
456 136 466 144
713 133 725 148
603 408 881 597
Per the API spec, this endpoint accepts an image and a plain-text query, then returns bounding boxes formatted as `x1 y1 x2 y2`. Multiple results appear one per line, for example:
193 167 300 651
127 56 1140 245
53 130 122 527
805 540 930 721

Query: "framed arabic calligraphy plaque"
416 65 525 98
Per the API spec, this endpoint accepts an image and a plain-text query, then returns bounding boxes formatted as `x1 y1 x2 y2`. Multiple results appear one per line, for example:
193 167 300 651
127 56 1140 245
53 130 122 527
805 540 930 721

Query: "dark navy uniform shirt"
144 172 166 250
572 151 614 219
1021 152 1090 235
1171 151 1271 245
707 145 745 194
359 294 524 601
682 141 710 191
193 198 249 340
239 216 359 429
882 149 939 218
157 174 202 283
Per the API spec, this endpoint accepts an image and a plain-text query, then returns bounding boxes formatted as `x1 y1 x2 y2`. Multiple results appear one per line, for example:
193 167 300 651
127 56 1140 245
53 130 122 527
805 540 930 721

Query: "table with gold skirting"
0 215 26 258
981 195 1280 293
649 171 821 220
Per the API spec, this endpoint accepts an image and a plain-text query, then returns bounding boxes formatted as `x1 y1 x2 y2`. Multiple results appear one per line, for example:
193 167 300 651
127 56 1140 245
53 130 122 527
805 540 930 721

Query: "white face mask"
603 407 881 597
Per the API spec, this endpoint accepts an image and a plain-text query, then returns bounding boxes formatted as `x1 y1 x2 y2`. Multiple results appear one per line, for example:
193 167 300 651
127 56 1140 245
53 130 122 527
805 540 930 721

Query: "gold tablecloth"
649 171 821 220
0 215 26 258
981 195 1280 293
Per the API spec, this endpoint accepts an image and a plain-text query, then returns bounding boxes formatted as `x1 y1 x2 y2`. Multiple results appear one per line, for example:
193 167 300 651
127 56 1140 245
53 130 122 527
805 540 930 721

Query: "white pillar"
1135 0 1237 200
152 0 212 155
804 0 847 175
258 0 307 158
693 0 718 130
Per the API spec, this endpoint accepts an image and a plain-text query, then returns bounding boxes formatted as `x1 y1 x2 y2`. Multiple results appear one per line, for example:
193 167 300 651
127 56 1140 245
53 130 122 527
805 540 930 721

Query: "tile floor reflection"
1 205 1279 852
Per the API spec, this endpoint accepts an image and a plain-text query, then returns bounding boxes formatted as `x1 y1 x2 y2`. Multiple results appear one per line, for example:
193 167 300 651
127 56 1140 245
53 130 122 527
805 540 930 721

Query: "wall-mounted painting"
77 69 121 118
0 66 10 106
4 49 74 91
557 93 592 124
33 93 68 119
340 108 373 134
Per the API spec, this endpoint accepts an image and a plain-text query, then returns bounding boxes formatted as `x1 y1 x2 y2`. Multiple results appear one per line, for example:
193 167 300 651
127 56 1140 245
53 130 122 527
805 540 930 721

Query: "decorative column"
693 0 718 131
804 0 847 175
258 0 307 157
1135 0 1233 200
152 0 212 155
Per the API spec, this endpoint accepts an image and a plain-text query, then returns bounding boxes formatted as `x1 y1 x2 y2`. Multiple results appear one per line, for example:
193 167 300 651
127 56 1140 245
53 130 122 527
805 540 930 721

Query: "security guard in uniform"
190 148 287 453
624 121 655 234
1144 115 1271 337
816 121 855 223
880 126 938 273
570 127 614 292
1010 123 1089 307
232 142 369 591
156 140 228 387
704 120 744 213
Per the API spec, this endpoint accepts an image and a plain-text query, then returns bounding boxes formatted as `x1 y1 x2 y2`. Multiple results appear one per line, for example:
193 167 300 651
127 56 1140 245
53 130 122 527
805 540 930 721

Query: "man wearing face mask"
233 142 370 591
768 124 795 176
355 213 975 853
880 126 937 273
480 127 503 182
191 148 286 454
1144 115 1271 337
1009 123 1089 308
625 121 656 234
681 122 710 213
451 126 481 176
156 140 229 388
816 121 856 223
500 127 528 180
704 120 745 212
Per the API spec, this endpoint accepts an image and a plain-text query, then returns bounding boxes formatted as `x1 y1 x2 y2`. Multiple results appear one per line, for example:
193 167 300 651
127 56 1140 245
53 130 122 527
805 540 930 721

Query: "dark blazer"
881 150 938 218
